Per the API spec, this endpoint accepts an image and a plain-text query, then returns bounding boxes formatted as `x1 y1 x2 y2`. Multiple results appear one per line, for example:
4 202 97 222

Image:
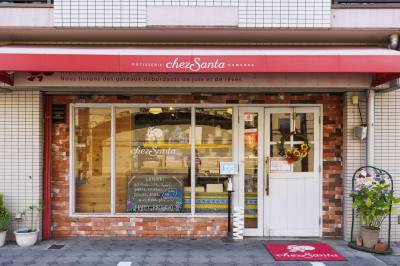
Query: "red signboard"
2 47 400 85
1 53 400 75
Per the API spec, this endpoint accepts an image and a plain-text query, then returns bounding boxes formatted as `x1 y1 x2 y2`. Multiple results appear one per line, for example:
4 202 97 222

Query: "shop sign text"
166 57 225 72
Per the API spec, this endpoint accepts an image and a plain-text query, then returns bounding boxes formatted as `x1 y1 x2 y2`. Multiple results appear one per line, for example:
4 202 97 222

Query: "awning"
1 46 400 87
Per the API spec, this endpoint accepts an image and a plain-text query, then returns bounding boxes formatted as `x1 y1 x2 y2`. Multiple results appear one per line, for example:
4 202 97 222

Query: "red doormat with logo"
264 243 346 261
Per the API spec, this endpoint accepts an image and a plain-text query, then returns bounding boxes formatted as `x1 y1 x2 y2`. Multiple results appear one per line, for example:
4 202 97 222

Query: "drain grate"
48 244 64 250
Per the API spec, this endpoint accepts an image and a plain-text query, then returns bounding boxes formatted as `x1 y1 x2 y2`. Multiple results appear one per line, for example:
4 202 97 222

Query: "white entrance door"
239 107 321 237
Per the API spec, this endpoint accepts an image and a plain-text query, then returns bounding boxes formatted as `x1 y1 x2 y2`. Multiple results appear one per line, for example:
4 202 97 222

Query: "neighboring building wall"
342 91 367 242
375 90 400 241
0 90 43 238
343 90 400 242
54 0 331 28
50 93 343 238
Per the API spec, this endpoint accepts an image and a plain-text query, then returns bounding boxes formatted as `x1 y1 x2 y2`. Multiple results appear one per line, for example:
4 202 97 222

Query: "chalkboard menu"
126 175 184 213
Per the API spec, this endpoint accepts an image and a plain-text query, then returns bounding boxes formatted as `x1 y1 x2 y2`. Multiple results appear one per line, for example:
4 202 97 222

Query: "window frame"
69 103 234 217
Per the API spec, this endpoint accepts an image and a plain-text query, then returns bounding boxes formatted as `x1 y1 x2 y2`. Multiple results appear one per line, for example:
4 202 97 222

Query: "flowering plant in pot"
0 193 11 247
351 177 400 249
14 205 42 247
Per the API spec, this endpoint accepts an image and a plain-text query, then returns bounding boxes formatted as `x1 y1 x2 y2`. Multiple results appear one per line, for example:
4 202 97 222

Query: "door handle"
265 157 269 196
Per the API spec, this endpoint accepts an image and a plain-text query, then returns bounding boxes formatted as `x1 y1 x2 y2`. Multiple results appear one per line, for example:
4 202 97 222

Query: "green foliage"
351 183 400 229
18 204 42 232
0 193 11 232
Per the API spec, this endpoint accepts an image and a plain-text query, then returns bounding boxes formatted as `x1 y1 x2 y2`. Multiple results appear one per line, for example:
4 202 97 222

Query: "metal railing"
1 0 399 6
0 0 52 4
333 0 400 3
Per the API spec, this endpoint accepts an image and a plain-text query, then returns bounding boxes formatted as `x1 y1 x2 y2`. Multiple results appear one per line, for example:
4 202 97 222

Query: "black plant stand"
348 166 394 255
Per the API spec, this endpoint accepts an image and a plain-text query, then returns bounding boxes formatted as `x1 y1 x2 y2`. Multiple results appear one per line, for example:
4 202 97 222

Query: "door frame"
237 105 323 237
238 107 265 236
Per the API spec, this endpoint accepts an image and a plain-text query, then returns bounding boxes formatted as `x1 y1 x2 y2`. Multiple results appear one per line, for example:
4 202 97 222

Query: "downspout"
42 95 52 240
366 89 375 166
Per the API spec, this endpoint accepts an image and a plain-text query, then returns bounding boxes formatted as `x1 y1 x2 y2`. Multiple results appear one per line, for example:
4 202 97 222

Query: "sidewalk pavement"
0 238 398 266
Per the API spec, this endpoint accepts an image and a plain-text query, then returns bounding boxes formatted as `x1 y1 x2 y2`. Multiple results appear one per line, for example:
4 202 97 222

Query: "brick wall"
50 93 343 238
53 0 331 28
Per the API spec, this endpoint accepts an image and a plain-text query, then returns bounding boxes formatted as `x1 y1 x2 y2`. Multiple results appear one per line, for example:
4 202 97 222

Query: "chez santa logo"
264 243 346 261
277 244 339 259
165 57 226 72
287 245 315 253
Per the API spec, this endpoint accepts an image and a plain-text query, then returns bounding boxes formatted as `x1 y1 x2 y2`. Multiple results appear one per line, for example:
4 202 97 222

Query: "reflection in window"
294 112 314 172
74 108 111 213
74 106 234 214
294 113 314 141
115 107 191 213
194 108 232 213
270 113 291 142
244 112 258 228
269 112 315 173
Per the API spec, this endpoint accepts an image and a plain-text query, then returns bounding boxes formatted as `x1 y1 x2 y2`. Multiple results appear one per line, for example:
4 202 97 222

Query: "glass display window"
71 105 233 215
194 108 233 214
115 107 191 213
74 107 111 213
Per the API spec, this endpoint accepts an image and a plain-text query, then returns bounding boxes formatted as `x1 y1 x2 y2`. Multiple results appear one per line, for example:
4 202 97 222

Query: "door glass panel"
270 113 291 142
270 144 290 158
293 143 314 172
294 113 314 141
244 112 258 228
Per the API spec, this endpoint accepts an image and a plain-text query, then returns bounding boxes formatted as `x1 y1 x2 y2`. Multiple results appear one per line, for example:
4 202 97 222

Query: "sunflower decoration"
278 131 309 164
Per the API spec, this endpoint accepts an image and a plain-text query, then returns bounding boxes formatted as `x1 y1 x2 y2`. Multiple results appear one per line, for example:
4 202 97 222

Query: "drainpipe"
367 89 375 166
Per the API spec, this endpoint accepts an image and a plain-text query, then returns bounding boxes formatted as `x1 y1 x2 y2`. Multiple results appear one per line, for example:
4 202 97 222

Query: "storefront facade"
2 46 400 240
46 93 342 238
1 0 400 242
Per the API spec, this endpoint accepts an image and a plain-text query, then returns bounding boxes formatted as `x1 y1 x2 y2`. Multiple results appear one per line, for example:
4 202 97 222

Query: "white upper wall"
2 2 400 29
332 8 400 28
53 0 331 28
0 8 53 27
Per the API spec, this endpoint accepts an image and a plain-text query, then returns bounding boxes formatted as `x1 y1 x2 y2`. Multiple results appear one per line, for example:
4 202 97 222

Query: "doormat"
264 243 346 261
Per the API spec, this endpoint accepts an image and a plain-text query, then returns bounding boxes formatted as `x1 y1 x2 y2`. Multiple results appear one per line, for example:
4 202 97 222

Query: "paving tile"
0 239 398 266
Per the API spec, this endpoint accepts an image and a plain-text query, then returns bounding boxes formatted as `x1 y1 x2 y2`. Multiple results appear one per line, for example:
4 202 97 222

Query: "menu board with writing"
126 175 184 213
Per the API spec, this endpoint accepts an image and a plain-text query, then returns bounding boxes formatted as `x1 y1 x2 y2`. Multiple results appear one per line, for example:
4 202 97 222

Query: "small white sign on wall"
270 157 291 173
220 162 239 175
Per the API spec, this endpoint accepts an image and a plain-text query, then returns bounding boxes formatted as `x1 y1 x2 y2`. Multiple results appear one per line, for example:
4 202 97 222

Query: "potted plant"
351 181 400 249
14 205 41 247
0 193 11 247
